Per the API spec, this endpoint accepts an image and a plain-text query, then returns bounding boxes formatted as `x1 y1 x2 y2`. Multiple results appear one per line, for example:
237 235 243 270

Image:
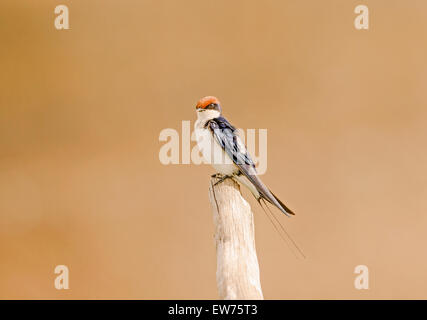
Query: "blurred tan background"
1 0 427 299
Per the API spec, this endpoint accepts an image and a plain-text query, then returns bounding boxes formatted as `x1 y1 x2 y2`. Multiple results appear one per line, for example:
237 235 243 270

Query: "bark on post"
208 176 264 300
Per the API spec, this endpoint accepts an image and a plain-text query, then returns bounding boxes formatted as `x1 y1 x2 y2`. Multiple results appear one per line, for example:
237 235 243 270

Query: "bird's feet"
212 174 232 186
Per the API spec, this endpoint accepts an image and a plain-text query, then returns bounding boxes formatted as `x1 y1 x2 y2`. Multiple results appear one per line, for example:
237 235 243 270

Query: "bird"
194 96 295 217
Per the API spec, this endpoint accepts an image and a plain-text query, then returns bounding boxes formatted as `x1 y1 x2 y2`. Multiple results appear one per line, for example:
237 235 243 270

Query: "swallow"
194 96 295 217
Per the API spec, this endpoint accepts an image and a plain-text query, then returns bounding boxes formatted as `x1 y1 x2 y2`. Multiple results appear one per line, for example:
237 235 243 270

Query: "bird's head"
195 96 222 120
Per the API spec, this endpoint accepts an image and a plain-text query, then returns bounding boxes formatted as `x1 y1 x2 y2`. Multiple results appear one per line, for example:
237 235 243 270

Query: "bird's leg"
213 174 232 186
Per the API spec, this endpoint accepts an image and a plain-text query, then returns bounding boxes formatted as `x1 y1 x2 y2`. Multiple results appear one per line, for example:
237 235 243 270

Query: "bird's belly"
195 127 238 176
235 174 260 198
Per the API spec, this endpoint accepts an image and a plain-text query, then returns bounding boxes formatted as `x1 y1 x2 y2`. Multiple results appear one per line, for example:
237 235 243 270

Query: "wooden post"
208 176 264 300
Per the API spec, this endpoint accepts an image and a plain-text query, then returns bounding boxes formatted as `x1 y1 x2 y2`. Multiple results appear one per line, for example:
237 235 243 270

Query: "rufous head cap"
196 96 221 110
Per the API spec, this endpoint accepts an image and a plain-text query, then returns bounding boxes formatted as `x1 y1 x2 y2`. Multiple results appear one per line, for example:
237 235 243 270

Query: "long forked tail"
268 191 295 216
260 190 295 217
233 163 295 217
258 198 305 259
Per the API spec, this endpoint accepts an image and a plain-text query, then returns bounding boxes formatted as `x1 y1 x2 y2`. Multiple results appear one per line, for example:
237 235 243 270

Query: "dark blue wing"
206 116 256 170
207 116 295 216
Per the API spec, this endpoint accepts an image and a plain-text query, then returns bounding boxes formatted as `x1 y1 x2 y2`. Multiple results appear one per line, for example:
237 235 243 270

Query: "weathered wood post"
208 176 264 300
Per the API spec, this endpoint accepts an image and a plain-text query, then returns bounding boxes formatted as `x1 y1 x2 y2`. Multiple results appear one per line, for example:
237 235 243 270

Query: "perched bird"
194 96 295 217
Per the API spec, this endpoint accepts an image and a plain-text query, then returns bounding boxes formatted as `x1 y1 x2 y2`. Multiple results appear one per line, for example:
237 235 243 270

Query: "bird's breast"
194 125 238 176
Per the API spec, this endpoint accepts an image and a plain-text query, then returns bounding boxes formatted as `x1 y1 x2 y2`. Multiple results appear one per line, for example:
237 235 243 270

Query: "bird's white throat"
196 109 221 124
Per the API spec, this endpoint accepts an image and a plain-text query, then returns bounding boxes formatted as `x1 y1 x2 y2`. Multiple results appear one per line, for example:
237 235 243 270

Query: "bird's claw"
213 174 231 186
